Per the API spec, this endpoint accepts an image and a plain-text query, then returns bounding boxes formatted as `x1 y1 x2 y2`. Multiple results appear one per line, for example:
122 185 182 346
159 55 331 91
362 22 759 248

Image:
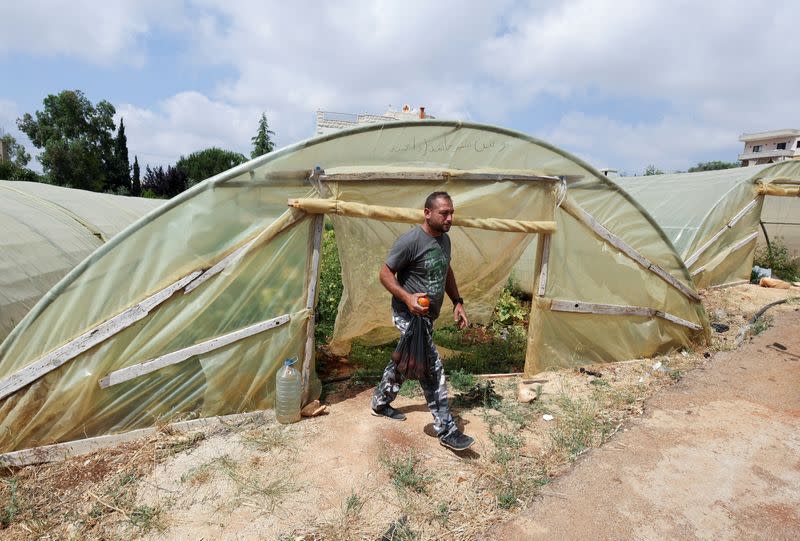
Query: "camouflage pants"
372 312 456 437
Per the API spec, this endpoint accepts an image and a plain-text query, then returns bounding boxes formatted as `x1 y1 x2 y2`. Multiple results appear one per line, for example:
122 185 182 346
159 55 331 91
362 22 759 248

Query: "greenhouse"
0 121 709 454
616 161 800 289
0 181 162 342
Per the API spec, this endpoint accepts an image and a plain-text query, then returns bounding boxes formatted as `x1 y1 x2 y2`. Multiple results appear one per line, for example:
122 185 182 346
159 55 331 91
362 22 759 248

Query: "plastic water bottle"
275 358 301 424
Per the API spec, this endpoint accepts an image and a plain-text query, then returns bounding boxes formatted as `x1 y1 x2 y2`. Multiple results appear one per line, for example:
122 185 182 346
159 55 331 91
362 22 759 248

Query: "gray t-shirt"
386 225 451 320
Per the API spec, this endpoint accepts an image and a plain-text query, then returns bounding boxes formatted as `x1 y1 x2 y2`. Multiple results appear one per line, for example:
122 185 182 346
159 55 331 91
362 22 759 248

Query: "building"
738 129 800 166
314 104 434 136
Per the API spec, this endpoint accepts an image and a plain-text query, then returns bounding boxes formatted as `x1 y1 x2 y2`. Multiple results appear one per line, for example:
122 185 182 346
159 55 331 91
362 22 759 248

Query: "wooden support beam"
548 299 703 331
729 231 759 253
536 234 552 297
0 410 269 467
757 184 800 197
690 265 705 278
319 171 560 183
99 313 291 388
707 279 750 290
690 232 756 279
0 271 202 402
0 208 309 402
183 209 306 294
301 215 324 403
685 198 759 267
288 198 557 234
523 233 549 376
559 199 700 301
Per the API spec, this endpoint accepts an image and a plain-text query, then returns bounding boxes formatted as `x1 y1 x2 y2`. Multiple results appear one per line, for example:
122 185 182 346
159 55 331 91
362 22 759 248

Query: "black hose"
750 299 788 324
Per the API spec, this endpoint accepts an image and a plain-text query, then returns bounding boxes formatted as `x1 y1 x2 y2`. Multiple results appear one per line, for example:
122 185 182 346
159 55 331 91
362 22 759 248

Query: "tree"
131 156 141 197
0 134 41 182
107 117 131 193
251 113 275 158
175 147 246 186
643 164 664 176
688 160 740 172
17 89 116 191
1 134 31 167
142 165 188 198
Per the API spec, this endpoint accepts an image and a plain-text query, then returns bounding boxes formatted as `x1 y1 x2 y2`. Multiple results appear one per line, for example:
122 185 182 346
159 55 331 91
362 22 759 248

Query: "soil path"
492 309 800 540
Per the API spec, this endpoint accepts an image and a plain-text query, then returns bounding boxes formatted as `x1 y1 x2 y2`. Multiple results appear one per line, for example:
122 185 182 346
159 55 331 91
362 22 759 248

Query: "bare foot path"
492 309 800 540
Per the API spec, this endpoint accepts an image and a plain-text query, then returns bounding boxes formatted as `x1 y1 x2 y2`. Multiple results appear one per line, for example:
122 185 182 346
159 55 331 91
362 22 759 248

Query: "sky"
1 0 798 176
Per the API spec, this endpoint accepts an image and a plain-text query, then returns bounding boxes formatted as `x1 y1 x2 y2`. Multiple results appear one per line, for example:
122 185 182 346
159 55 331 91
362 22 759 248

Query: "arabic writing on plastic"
389 136 507 156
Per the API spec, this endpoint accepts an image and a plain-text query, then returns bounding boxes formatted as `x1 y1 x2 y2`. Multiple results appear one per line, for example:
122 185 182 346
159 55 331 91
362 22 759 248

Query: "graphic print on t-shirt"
424 244 448 299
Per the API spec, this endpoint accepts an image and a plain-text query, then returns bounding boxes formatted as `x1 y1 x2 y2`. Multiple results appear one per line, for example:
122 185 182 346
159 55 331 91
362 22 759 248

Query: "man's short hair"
424 191 452 210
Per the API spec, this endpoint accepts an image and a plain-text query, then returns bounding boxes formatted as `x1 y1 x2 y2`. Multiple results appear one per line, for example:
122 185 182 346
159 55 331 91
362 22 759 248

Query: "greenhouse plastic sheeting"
616 161 800 288
0 121 707 452
0 181 162 342
756 162 800 257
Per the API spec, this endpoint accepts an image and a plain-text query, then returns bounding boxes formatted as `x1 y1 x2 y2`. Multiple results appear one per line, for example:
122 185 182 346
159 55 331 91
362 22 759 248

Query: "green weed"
129 504 164 532
489 431 524 466
550 395 606 460
669 370 685 382
380 451 432 494
493 287 527 327
316 227 344 343
435 501 451 524
496 489 518 509
751 315 773 335
452 380 502 409
1 477 20 527
382 516 417 541
241 427 292 452
753 239 799 282
157 431 205 458
398 379 421 398
180 462 214 486
348 342 394 372
448 369 475 392
343 491 364 517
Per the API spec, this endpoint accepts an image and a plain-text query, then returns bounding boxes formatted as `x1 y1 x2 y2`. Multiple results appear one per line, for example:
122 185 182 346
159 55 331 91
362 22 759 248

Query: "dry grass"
0 434 179 539
2 284 786 541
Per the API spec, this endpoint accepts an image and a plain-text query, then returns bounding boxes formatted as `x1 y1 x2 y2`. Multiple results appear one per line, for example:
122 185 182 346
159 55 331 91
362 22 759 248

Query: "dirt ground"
1 284 799 540
492 305 800 540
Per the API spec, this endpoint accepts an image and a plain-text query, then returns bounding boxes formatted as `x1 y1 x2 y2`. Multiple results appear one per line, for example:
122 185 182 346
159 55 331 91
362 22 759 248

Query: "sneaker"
439 429 475 451
371 405 407 421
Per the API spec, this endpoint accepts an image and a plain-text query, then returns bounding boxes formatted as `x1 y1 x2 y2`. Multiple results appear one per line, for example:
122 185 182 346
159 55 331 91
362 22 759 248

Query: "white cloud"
3 1 800 172
118 91 264 168
0 0 177 66
544 112 737 174
184 1 512 142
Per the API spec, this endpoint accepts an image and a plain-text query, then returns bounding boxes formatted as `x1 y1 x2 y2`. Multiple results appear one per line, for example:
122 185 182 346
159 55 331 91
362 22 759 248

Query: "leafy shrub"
316 225 343 342
753 238 799 282
448 369 475 392
493 288 527 327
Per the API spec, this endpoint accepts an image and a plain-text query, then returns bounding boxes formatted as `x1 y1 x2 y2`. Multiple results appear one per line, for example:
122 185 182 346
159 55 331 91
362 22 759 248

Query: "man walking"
371 191 475 451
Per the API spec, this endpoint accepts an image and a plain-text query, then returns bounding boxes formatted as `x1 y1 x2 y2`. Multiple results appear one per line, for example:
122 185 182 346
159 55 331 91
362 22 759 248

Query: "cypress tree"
132 155 141 196
251 113 275 158
111 118 131 192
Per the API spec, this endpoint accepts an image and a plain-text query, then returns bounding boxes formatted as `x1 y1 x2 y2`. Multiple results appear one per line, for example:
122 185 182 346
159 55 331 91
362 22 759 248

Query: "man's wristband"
453 297 464 309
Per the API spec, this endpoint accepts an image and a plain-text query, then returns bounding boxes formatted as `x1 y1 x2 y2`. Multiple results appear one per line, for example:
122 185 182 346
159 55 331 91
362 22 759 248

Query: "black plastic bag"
391 316 431 380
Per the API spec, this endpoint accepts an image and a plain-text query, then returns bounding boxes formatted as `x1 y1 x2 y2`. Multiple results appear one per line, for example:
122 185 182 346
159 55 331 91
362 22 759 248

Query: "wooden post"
0 270 202 401
524 234 549 377
99 313 291 388
301 214 324 404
